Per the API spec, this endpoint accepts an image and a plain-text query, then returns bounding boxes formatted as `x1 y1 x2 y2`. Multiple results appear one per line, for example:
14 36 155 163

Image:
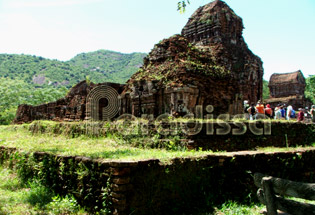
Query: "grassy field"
0 122 314 162
0 124 216 162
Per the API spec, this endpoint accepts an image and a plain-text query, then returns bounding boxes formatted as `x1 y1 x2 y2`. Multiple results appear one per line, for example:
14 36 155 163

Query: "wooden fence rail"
254 173 315 215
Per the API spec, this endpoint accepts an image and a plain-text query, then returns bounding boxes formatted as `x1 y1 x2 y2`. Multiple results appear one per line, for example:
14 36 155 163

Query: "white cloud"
6 0 102 9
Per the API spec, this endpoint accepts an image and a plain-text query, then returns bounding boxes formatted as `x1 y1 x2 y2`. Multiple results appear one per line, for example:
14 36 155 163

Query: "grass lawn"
0 124 217 162
0 121 314 162
213 201 264 215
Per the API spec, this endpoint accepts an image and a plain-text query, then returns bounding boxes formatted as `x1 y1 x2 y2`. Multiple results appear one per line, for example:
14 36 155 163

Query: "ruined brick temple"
265 70 311 109
14 0 264 123
269 70 305 98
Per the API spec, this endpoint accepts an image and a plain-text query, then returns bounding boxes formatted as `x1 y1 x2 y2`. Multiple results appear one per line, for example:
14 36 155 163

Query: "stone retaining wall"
1 146 314 214
185 121 315 151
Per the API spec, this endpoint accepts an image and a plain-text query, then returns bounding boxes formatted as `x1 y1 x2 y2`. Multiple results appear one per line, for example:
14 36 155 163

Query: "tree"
177 0 190 13
262 80 270 100
305 75 315 104
0 77 68 125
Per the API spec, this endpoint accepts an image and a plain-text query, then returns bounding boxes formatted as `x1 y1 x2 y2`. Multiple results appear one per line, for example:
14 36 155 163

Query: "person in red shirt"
297 108 304 122
265 104 273 118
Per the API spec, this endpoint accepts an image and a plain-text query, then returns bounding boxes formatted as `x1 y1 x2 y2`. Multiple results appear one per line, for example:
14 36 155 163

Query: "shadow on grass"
88 148 142 159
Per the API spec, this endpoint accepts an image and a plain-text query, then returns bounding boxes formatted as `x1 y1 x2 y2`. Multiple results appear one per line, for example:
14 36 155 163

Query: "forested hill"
0 50 147 87
0 50 146 124
69 50 146 84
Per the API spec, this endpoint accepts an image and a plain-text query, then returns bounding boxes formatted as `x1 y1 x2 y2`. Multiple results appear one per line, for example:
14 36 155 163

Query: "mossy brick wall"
185 121 315 151
1 146 314 215
125 149 315 215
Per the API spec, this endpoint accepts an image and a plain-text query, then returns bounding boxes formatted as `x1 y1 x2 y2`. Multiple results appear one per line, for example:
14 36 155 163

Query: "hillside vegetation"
69 50 146 84
0 50 146 124
0 50 146 87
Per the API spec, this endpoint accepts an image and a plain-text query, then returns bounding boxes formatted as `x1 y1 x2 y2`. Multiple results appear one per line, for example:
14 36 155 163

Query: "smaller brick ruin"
14 81 125 123
265 70 311 109
269 70 305 98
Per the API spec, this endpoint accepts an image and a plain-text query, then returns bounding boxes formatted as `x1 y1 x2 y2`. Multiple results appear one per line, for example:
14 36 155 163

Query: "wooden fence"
254 173 315 215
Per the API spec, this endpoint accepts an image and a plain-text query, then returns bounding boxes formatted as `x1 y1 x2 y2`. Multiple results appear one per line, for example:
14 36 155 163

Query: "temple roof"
181 0 243 43
269 70 305 86
183 0 241 25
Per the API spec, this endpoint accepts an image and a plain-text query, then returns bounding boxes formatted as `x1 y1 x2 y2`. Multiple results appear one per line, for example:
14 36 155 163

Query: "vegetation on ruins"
130 35 231 86
0 52 312 125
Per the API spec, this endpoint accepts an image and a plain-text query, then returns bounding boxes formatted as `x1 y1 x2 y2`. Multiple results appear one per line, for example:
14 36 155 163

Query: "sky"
0 0 314 80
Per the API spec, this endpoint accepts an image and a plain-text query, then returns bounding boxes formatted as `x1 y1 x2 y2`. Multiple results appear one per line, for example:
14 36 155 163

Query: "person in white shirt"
286 105 293 120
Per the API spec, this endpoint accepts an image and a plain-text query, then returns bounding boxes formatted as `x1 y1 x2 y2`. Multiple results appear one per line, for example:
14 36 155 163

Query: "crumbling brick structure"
125 0 263 116
14 81 125 123
14 0 264 123
269 70 305 98
265 70 311 109
182 0 263 104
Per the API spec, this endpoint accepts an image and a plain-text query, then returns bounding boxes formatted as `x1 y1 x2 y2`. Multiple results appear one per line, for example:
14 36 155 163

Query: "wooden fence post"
262 177 278 215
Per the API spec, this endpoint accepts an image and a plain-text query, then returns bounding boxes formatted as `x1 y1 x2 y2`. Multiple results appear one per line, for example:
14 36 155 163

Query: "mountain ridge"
0 49 147 87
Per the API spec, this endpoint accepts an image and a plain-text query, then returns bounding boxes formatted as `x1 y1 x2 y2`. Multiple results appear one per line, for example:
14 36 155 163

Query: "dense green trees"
0 78 68 125
69 50 146 84
263 80 270 100
0 50 146 88
305 76 315 103
0 54 84 88
0 50 146 124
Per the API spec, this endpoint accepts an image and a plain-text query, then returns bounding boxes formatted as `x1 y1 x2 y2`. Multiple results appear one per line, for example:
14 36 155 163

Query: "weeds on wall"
0 149 113 214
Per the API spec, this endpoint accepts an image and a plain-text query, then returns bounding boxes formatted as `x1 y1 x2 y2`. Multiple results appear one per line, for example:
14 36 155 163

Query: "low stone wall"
26 121 315 152
126 149 315 215
0 147 111 212
185 121 315 151
1 146 314 214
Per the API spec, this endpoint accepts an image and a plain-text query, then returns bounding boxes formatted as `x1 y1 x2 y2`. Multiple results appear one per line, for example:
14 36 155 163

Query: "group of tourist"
243 100 315 123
